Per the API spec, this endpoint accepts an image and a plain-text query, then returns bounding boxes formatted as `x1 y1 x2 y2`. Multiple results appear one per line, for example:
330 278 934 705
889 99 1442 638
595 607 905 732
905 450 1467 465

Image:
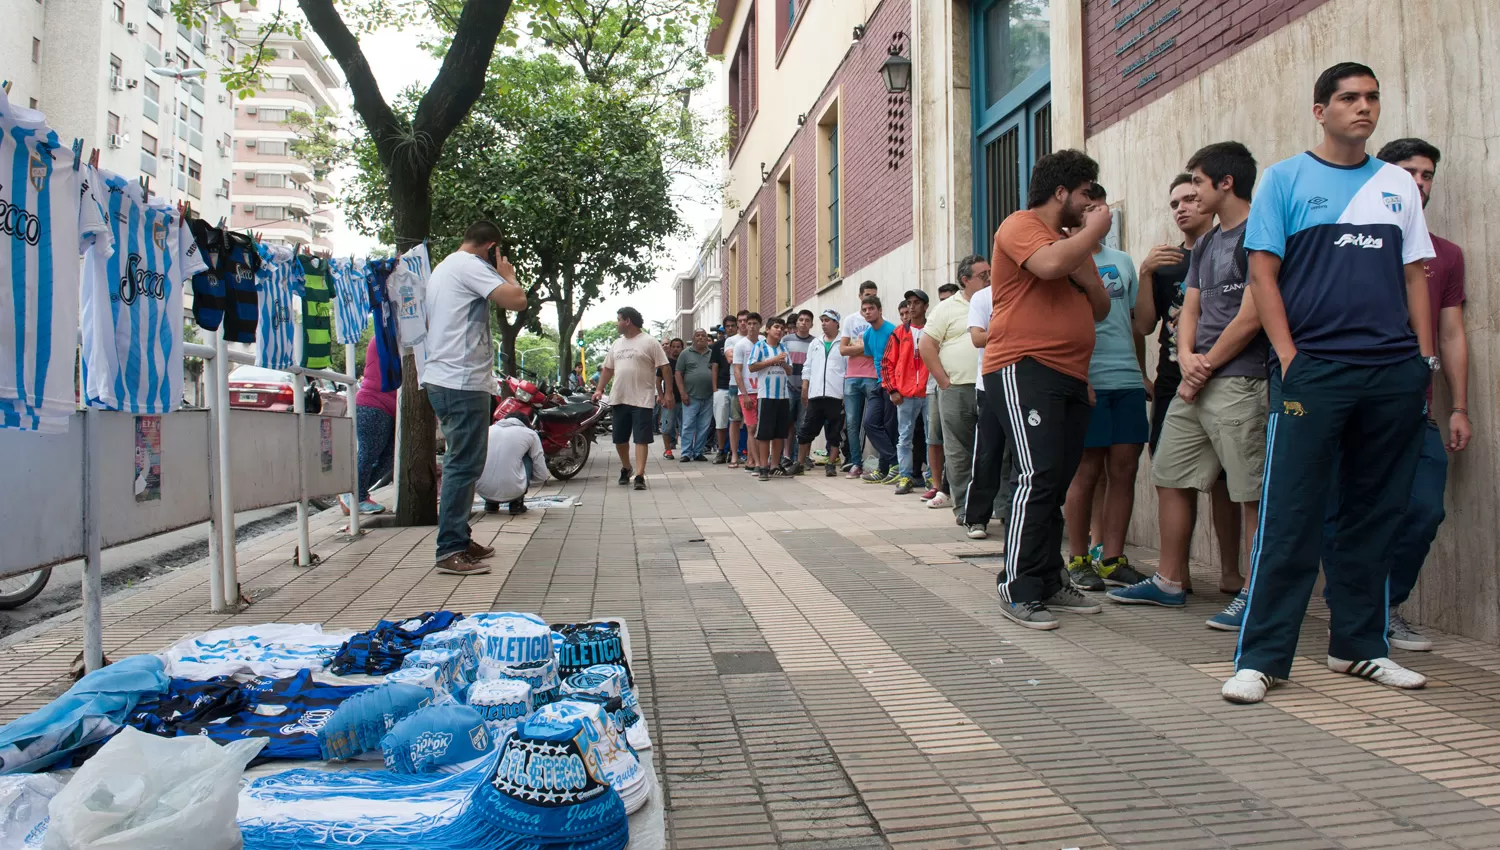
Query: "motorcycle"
493 376 608 480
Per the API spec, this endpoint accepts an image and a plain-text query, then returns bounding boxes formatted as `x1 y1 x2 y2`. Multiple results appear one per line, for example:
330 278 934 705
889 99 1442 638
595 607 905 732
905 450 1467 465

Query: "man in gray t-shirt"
1185 221 1269 378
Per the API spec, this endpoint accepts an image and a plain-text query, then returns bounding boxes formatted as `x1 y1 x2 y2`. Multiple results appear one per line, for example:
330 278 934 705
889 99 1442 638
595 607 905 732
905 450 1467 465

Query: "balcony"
143 99 158 123
140 151 157 176
187 177 202 199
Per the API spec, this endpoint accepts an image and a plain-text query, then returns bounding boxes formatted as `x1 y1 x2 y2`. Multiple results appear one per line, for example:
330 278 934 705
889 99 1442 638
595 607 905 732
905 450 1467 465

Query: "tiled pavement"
4 449 1500 849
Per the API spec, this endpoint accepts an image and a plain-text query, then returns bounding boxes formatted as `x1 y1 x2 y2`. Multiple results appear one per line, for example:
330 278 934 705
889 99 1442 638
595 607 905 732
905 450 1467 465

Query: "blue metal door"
971 0 1052 254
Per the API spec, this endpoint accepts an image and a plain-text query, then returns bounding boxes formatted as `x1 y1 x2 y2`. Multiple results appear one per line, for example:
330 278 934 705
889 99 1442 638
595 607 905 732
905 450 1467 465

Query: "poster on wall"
320 418 333 472
134 416 162 502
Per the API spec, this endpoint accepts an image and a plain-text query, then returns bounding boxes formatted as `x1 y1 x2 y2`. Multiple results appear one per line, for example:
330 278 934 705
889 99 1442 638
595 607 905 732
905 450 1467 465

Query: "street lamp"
880 46 912 95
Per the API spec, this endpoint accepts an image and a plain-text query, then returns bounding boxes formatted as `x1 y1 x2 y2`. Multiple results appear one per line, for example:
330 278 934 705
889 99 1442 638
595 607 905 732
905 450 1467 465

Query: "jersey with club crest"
0 93 112 432
255 243 302 369
80 171 207 413
329 257 370 345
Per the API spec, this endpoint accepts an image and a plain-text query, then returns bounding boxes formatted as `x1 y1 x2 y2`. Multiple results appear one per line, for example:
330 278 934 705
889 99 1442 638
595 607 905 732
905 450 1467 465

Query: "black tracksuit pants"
1236 353 1429 679
987 358 1091 604
963 389 1018 528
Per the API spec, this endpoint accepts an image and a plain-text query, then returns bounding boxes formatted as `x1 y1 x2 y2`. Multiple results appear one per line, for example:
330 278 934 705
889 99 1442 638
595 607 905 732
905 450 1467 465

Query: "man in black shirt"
709 317 734 462
1131 174 1243 593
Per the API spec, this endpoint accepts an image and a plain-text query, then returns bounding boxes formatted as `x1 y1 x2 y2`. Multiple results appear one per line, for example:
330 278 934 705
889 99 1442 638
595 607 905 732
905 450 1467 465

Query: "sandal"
728 460 741 469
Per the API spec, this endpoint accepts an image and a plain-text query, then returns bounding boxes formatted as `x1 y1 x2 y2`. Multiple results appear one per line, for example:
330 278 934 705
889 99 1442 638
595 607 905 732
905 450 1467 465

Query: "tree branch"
296 0 404 162
412 0 515 150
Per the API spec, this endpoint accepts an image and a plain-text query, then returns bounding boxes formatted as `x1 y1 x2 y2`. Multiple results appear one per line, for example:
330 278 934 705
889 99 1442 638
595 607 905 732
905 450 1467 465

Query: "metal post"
215 332 238 605
346 342 360 537
80 409 104 672
293 299 311 567
203 353 226 613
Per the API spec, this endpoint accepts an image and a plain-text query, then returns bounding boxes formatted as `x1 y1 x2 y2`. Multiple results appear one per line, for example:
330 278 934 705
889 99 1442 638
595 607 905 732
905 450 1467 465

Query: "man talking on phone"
423 220 528 577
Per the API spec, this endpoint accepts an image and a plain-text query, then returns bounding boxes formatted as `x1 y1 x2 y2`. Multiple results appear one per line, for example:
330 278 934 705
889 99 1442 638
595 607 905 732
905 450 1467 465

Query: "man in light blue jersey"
749 317 792 482
1224 63 1436 704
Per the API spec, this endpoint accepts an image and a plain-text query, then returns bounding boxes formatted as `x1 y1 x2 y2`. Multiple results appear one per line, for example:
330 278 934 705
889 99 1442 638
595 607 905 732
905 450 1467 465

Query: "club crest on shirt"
1381 192 1403 214
152 219 168 251
28 153 47 192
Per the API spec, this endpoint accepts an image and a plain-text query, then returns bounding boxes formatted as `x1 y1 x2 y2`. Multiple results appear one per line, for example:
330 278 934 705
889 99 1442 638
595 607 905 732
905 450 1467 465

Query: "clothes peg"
217 216 226 229
1 81 12 95
87 148 99 169
71 139 83 171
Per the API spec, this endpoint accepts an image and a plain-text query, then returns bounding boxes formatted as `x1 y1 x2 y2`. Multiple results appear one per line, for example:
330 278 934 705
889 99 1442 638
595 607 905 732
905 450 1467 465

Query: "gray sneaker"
1388 608 1433 651
998 600 1058 630
1066 556 1105 592
1042 584 1102 614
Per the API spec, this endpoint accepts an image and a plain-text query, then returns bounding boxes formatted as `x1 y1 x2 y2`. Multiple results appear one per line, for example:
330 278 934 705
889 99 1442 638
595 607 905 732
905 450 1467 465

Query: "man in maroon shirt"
1323 137 1471 653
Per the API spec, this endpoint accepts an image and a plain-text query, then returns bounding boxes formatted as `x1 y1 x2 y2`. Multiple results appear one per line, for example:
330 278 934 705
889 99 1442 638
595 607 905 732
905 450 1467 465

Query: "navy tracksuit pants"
1236 353 1429 679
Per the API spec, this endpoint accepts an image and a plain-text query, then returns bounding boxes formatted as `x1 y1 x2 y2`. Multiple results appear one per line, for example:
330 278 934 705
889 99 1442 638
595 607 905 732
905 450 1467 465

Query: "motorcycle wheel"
547 432 591 480
0 567 52 609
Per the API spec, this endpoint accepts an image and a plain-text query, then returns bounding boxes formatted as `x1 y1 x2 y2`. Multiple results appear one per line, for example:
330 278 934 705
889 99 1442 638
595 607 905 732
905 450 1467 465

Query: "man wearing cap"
882 289 932 494
921 255 989 522
795 309 848 475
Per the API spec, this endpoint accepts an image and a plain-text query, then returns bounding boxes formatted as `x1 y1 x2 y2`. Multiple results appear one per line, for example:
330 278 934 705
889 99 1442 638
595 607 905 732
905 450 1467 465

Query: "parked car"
228 366 348 416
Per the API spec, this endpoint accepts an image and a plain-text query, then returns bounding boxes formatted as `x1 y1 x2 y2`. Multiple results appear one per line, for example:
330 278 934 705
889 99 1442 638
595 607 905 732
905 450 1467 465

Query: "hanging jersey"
387 243 430 349
255 243 299 369
81 172 206 413
330 257 370 345
366 258 403 391
1246 152 1435 365
0 94 112 432
299 254 333 369
188 221 260 342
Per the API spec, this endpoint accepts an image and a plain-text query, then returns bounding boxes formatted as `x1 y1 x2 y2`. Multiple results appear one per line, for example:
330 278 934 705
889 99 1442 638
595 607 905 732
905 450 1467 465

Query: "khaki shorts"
1152 376 1268 502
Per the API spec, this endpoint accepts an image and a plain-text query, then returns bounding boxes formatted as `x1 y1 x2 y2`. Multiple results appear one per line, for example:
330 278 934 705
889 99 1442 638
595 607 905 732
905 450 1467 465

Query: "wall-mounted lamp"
738 209 745 220
797 113 807 126
760 162 769 182
852 24 867 42
880 43 913 95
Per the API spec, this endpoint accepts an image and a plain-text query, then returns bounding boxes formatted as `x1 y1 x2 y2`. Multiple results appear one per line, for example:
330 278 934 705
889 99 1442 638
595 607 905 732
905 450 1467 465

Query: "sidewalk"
3 450 1500 849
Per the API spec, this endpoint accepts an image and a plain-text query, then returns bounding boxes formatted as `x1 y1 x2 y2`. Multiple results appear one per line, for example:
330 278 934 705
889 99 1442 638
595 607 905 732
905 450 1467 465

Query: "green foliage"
576 320 619 369
328 324 375 377
511 331 561 381
285 106 351 181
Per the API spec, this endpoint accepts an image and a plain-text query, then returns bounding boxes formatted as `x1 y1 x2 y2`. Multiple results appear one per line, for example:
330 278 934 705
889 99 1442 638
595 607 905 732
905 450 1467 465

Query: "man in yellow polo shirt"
918 254 990 524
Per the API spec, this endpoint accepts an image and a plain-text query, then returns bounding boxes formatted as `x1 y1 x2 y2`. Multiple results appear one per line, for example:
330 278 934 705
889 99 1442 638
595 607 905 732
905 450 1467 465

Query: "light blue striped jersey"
1246 152 1434 365
329 257 370 345
80 172 207 413
0 93 112 432
255 243 301 369
750 339 790 399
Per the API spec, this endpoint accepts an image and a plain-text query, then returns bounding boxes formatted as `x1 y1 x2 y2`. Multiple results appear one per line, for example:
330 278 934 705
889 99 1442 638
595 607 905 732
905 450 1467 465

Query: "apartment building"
670 224 723 339
3 0 238 223
229 26 342 252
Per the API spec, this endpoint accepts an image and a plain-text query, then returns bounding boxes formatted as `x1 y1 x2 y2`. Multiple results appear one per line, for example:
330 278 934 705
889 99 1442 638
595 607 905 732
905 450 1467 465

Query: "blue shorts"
1084 387 1150 448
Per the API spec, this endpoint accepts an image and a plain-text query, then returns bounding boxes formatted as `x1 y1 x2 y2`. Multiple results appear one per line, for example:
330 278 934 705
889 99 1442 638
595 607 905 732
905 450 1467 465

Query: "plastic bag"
0 774 63 847
41 728 265 850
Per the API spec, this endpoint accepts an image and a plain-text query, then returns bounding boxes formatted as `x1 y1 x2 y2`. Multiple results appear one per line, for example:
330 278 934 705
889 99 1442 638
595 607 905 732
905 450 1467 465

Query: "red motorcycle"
494 376 608 480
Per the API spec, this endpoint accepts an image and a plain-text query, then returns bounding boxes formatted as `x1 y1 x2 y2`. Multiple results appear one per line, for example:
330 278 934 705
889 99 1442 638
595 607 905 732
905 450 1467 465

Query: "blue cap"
319 681 432 761
380 704 494 773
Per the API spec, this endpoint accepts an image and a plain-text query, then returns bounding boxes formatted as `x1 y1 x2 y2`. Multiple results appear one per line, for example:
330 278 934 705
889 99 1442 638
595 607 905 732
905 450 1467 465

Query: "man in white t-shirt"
731 313 764 471
594 307 674 490
720 311 748 463
963 277 1016 540
422 221 528 577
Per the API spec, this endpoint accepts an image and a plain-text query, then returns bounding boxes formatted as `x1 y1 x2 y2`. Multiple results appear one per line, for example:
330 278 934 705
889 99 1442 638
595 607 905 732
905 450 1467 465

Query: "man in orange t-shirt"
984 149 1113 631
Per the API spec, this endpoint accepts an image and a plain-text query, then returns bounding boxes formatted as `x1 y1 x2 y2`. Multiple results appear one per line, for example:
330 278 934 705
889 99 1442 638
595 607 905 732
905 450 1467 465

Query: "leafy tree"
576 321 619 371
510 331 560 382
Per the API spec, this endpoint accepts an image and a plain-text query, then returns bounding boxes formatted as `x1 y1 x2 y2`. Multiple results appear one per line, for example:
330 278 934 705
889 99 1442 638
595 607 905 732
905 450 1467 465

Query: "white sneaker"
1222 669 1280 704
1327 656 1427 689
966 524 988 540
927 491 951 509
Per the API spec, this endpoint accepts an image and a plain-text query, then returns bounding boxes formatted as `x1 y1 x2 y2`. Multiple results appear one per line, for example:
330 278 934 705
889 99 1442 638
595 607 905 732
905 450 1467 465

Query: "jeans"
659 404 678 440
355 404 395 501
862 382 898 473
843 377 877 468
896 393 928 478
679 396 714 458
428 386 491 560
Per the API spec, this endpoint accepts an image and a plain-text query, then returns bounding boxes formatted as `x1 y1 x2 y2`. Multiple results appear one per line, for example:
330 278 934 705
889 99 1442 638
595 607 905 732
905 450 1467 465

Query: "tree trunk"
497 310 522 380
391 180 439 527
554 303 578 380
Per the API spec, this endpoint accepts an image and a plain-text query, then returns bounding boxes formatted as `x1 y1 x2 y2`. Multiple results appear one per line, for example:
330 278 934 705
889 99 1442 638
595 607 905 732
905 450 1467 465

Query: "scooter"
493 376 608 480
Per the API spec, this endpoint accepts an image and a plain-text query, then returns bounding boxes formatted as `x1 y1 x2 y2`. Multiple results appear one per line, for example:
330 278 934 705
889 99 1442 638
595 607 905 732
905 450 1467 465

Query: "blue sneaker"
1106 578 1186 607
1207 590 1249 631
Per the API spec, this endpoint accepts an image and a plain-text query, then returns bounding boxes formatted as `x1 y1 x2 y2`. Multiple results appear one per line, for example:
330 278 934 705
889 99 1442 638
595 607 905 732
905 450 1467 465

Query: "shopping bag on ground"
42 727 265 850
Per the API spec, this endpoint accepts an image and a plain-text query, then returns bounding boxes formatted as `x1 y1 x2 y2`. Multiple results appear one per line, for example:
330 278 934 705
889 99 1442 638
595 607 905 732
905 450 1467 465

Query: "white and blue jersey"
255 243 301 369
1245 152 1434 365
80 172 207 413
330 257 370 345
750 339 790 399
0 93 112 432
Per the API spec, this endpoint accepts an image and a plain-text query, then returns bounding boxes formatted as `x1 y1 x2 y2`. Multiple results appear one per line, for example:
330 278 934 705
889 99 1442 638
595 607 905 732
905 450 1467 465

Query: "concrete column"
915 0 977 290
1049 0 1086 150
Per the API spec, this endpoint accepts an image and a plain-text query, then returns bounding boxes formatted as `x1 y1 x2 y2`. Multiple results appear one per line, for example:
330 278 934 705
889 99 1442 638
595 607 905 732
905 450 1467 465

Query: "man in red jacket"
883 290 932 494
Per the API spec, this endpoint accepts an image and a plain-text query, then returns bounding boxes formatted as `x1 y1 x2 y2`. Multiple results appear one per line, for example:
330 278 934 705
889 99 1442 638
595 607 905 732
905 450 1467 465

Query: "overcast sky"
327 28 721 337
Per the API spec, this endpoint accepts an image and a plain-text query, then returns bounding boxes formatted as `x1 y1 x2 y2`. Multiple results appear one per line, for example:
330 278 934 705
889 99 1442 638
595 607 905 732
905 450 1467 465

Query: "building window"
777 165 793 308
147 25 162 50
143 78 159 103
983 0 1050 109
189 110 203 132
32 39 40 64
254 205 287 220
727 5 756 154
226 42 236 63
746 211 761 313
727 240 740 313
817 99 842 282
178 152 186 172
187 159 201 180
776 0 800 50
257 139 288 156
255 172 287 188
258 107 288 123
113 0 125 24
29 98 38 109
107 113 121 136
142 132 157 155
221 178 230 196
175 49 190 68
